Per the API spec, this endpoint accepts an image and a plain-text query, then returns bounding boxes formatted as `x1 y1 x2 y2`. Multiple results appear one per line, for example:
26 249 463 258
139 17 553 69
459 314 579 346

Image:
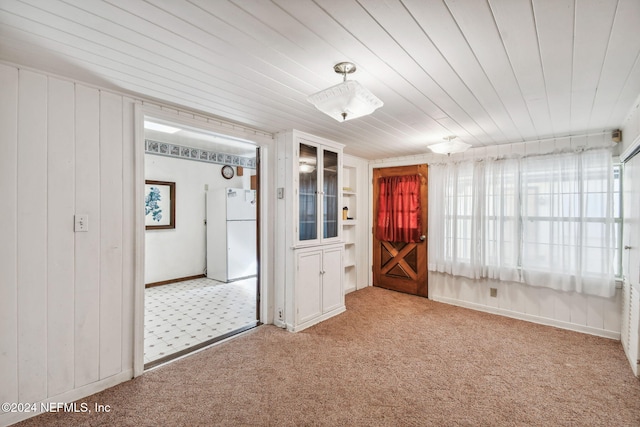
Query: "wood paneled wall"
429 273 621 339
0 64 136 423
0 62 275 425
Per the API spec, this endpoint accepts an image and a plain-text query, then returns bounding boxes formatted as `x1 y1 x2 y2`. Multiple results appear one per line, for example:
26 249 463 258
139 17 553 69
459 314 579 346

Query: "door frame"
132 105 272 377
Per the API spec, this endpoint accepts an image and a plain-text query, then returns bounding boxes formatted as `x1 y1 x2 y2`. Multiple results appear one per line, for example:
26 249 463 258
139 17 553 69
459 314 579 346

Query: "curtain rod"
500 130 612 146
428 145 614 166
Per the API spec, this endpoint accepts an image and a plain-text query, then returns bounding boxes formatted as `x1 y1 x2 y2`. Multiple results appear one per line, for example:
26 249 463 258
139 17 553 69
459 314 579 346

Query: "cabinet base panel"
287 306 346 332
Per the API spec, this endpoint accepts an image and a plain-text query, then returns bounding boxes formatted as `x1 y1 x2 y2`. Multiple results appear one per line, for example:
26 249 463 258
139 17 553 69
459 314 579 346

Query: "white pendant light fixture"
307 62 383 122
428 136 471 156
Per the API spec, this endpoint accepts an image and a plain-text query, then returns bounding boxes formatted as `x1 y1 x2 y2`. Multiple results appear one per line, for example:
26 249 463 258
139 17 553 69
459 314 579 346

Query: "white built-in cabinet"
294 137 342 245
276 130 346 332
295 245 344 328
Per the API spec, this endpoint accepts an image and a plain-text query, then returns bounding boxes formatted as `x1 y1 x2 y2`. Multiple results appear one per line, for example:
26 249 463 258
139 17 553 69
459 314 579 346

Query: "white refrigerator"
206 188 257 282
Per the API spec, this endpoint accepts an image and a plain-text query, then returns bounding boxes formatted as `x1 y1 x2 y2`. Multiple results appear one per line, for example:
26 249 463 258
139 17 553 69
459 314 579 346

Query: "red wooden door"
372 165 428 297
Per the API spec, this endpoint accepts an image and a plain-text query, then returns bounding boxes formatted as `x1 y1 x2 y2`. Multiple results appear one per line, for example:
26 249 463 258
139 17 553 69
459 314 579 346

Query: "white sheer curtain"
429 159 520 282
483 158 521 282
428 149 616 297
520 150 615 297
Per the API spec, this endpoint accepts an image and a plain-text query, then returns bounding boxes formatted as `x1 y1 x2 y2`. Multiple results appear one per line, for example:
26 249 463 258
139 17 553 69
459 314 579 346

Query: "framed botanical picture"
145 180 175 230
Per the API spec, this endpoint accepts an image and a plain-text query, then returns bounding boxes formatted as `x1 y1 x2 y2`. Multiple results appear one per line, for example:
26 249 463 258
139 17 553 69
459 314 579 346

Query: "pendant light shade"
307 62 383 122
428 136 471 155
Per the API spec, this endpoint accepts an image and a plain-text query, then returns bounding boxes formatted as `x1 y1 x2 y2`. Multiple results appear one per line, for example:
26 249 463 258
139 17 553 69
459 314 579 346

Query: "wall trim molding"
145 274 206 288
432 295 621 340
145 139 256 169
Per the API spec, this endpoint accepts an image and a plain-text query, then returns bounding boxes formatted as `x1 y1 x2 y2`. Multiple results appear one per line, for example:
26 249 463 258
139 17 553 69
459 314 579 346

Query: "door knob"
420 235 426 241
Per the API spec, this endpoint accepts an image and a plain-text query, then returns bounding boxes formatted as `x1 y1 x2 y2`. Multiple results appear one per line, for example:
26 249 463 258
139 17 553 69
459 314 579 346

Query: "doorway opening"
142 116 260 369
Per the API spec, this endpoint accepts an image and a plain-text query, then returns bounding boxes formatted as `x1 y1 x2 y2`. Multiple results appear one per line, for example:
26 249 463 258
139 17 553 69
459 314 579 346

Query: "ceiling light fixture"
428 136 471 156
144 120 181 134
307 62 383 122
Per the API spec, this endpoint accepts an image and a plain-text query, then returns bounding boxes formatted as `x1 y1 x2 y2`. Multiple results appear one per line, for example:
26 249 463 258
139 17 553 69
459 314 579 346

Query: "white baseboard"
1 370 133 427
287 306 347 332
273 318 287 329
432 295 621 340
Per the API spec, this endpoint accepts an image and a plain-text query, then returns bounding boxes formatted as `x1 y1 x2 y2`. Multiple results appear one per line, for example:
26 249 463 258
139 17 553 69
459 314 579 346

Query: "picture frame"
145 180 175 230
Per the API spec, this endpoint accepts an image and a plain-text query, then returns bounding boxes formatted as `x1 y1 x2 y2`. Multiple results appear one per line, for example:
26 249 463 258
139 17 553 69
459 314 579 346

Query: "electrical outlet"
490 288 497 298
74 214 89 232
278 309 283 320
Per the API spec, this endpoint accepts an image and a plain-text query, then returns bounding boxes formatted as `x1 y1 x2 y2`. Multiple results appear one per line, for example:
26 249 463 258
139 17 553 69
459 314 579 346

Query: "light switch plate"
74 214 89 232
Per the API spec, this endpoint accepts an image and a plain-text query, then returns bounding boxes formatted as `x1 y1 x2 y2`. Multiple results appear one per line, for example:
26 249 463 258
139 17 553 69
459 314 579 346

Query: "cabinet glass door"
323 149 338 238
299 143 318 241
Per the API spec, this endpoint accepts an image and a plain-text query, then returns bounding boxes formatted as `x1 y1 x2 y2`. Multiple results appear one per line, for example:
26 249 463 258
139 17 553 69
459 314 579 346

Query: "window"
613 164 622 277
429 148 617 298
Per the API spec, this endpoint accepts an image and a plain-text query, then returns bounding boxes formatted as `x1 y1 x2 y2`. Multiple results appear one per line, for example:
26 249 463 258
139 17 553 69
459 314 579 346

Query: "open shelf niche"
342 160 358 293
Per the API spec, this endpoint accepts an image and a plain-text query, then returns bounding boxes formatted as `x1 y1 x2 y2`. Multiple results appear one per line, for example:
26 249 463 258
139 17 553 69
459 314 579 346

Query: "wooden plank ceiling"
1 0 639 159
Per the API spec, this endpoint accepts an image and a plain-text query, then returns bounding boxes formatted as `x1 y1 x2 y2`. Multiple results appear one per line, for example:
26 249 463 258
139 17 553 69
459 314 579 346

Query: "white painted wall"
144 154 251 284
0 64 136 427
370 133 622 339
0 62 275 426
430 272 621 339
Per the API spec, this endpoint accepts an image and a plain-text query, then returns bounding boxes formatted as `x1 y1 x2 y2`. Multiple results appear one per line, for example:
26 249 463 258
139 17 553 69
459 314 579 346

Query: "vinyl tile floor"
144 277 257 365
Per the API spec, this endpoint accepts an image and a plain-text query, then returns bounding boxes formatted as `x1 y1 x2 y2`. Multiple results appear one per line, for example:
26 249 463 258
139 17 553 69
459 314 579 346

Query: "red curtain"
376 174 422 242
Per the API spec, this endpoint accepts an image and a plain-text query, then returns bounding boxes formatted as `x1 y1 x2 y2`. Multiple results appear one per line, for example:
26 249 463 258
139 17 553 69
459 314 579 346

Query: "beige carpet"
15 286 640 426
